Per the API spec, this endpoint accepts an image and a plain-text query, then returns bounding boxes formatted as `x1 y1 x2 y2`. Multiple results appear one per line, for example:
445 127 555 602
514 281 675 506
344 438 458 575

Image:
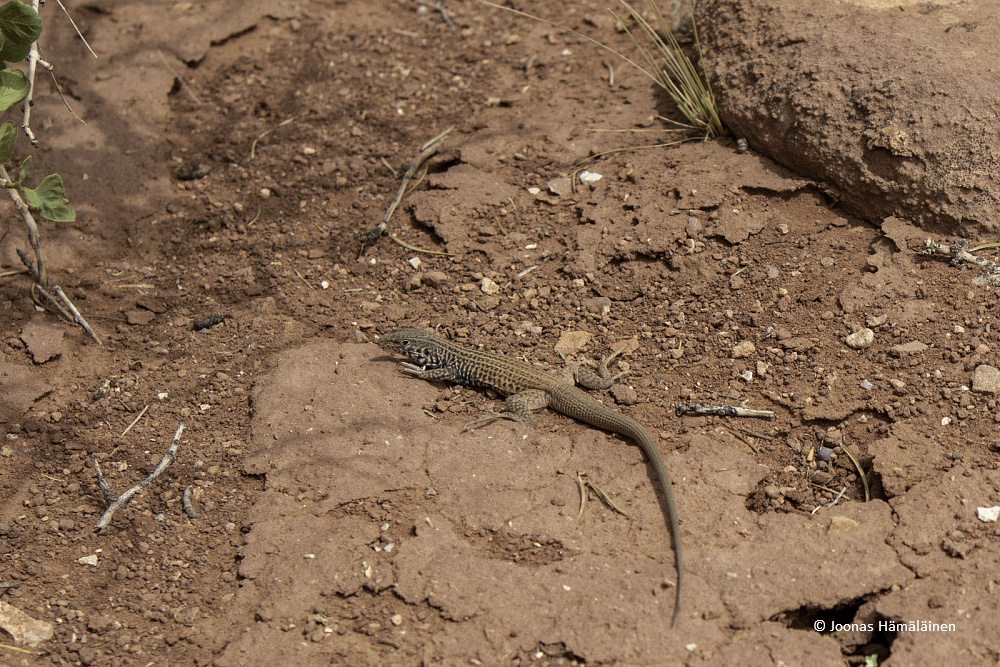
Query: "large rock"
698 0 1000 234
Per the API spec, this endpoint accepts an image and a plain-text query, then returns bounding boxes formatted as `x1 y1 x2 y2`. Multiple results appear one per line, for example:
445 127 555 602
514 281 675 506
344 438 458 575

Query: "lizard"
377 327 682 626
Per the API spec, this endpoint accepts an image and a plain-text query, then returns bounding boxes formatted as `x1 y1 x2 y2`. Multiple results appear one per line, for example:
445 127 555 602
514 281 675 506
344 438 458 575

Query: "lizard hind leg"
574 343 630 390
464 388 549 430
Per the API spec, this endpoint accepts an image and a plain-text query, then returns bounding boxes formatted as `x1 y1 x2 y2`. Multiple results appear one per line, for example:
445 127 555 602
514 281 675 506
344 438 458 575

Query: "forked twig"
16 248 102 345
93 421 185 531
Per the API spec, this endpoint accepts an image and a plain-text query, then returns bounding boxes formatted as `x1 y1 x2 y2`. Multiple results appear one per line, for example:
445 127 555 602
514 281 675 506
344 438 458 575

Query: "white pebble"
480 277 500 295
977 506 1000 523
844 328 875 349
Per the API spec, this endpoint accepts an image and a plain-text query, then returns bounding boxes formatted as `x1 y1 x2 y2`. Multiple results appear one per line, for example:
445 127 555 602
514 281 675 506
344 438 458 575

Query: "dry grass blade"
839 444 870 502
475 0 724 138
614 0 725 137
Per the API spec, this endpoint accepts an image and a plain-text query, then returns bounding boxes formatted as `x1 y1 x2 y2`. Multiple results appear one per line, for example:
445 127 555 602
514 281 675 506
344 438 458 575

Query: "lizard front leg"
399 362 459 382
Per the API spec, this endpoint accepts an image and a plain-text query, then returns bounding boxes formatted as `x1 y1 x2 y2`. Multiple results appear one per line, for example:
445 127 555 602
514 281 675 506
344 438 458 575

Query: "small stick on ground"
601 59 615 87
736 426 774 441
723 427 759 454
379 157 399 178
120 405 149 438
155 50 200 105
415 0 453 26
359 127 455 256
675 402 775 419
16 251 102 345
293 268 313 289
585 478 629 517
182 485 198 519
53 285 101 345
0 643 36 655
922 239 1000 287
838 444 870 502
576 472 587 520
249 116 297 161
93 421 185 531
811 487 848 515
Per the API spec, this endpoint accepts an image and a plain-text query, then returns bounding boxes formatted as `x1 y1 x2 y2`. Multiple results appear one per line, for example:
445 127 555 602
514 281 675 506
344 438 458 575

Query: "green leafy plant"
0 0 75 222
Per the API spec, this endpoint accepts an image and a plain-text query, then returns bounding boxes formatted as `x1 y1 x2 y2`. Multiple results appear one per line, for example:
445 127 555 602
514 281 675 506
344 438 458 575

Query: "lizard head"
378 328 444 367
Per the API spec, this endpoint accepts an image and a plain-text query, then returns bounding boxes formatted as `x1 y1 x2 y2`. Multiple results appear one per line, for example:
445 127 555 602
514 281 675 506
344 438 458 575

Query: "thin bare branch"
94 421 186 531
54 0 98 58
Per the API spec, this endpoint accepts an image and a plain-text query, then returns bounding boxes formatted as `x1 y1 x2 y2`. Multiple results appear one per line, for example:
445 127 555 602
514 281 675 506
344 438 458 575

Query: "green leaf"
0 118 15 162
17 153 29 181
0 39 29 63
0 67 28 112
0 1 41 59
21 173 75 222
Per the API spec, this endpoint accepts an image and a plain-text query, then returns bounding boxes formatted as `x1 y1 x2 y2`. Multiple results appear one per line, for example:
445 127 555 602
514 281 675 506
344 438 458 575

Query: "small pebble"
480 277 500 295
977 506 1000 523
971 365 1000 395
844 328 875 349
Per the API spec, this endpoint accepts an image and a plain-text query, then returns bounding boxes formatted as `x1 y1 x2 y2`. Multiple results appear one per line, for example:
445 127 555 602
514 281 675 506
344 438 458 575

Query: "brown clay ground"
1 1 999 665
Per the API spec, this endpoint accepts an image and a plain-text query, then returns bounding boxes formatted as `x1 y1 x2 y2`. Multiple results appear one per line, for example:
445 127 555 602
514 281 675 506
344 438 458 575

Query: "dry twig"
156 50 200 105
922 239 1000 287
93 421 185 531
675 402 774 419
415 0 453 26
359 127 455 256
586 478 629 516
250 116 297 161
182 485 198 519
54 0 98 58
120 405 149 438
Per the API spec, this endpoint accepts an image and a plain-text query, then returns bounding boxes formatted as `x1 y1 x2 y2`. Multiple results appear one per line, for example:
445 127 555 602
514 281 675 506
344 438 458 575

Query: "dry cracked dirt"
1 0 1000 665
